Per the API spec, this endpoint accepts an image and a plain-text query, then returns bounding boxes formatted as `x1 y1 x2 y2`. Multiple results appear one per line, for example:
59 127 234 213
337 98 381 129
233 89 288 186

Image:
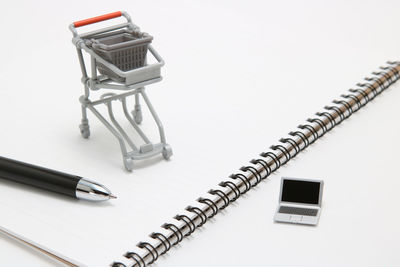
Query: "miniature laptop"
274 177 324 225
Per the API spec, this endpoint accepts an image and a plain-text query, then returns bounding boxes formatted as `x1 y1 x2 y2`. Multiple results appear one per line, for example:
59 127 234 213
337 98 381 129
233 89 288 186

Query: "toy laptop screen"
281 179 321 205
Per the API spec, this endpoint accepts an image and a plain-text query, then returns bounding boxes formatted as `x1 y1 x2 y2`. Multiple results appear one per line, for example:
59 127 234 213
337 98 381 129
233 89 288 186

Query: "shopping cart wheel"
132 109 143 124
162 144 173 160
124 157 134 171
79 124 90 139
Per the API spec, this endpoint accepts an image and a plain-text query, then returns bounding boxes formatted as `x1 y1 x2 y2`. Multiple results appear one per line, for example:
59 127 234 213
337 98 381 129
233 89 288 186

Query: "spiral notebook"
1 61 399 267
108 61 400 267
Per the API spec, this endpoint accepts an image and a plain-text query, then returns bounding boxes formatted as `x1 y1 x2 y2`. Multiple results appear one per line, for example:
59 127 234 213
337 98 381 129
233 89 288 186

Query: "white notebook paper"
1 1 400 267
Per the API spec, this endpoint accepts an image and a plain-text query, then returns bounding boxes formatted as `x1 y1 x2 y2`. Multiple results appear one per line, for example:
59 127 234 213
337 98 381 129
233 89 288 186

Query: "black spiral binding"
230 173 252 192
240 166 262 185
161 223 183 245
197 197 219 218
260 151 281 169
289 130 309 148
279 138 300 155
149 232 171 254
208 189 230 209
298 124 319 142
218 181 241 201
270 145 291 163
123 252 145 267
250 158 272 176
174 215 196 236
136 242 158 265
111 61 400 267
185 206 208 227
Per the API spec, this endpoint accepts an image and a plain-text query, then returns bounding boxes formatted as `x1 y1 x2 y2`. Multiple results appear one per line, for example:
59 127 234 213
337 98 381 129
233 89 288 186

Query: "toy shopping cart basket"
69 11 172 171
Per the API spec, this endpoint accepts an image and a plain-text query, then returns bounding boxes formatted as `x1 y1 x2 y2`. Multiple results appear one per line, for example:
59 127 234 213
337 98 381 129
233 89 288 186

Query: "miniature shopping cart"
69 11 172 171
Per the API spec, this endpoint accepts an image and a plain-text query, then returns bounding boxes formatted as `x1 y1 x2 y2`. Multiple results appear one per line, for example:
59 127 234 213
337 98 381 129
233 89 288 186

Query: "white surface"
0 0 400 266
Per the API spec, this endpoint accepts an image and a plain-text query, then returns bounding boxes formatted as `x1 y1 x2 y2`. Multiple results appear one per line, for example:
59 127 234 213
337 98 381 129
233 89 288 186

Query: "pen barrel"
0 156 80 198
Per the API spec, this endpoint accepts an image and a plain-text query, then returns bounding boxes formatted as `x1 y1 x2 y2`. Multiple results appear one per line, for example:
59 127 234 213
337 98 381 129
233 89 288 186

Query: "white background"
0 0 400 266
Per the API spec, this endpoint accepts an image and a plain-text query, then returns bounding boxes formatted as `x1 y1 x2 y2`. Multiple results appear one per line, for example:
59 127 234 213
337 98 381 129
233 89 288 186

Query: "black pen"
0 156 116 201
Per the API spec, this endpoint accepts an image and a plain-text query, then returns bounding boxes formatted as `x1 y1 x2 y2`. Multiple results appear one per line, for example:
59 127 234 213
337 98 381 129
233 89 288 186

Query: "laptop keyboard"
279 206 318 216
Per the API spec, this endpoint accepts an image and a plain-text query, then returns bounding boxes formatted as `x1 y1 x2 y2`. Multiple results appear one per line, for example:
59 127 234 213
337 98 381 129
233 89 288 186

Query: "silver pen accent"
76 178 117 201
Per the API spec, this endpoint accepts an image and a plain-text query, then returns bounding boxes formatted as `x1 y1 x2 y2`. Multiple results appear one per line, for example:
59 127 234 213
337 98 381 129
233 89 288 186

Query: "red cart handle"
73 11 122 28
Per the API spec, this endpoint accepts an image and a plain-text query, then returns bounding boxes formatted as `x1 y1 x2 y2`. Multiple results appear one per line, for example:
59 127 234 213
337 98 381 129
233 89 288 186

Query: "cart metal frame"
70 11 172 171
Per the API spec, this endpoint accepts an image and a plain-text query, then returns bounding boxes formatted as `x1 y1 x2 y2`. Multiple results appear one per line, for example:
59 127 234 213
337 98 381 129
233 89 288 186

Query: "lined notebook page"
1 1 400 267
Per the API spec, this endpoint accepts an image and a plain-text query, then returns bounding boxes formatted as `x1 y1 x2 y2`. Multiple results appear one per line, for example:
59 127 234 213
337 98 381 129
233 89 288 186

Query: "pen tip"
109 194 117 199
